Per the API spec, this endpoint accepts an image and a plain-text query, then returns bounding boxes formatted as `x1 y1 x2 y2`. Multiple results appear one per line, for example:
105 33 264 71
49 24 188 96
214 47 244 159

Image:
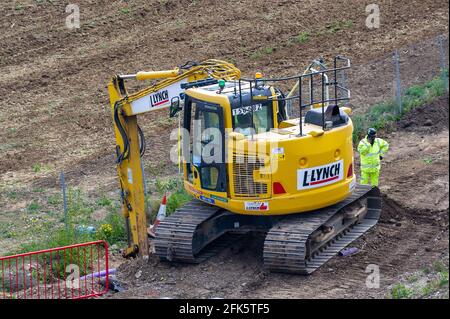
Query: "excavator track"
155 185 381 274
263 185 381 274
155 200 221 263
154 200 249 263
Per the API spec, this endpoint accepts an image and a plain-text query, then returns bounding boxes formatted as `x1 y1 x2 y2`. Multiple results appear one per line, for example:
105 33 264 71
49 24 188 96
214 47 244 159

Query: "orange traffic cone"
147 194 167 238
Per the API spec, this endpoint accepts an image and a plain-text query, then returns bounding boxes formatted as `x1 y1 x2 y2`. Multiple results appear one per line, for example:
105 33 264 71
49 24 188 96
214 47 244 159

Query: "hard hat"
367 128 377 137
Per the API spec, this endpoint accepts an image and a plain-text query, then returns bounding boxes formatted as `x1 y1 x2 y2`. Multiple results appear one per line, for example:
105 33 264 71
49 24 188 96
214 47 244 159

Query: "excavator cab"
181 80 283 199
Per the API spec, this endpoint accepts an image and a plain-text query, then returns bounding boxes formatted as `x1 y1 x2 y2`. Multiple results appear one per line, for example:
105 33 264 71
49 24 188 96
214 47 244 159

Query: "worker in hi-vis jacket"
357 128 389 186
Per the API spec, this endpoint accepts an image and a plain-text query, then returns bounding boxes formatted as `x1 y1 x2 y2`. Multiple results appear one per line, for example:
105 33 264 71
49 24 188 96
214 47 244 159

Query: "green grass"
249 46 275 60
438 271 449 287
433 261 447 273
287 20 353 48
390 262 449 299
27 201 40 214
0 223 16 239
166 187 192 215
119 8 130 14
147 178 192 222
352 70 449 144
13 210 126 255
175 19 185 28
47 193 62 205
264 47 274 54
295 32 310 44
420 270 448 297
407 273 419 283
250 51 263 60
31 163 52 174
96 194 112 207
391 283 413 299
95 209 127 244
6 191 18 200
325 20 354 34
263 13 276 22
32 163 41 173
422 266 431 275
5 177 191 257
155 177 181 195
10 188 127 256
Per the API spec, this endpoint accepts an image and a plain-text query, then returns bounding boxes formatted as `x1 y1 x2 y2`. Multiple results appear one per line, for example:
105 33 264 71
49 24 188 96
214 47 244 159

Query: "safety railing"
236 56 351 135
0 240 109 300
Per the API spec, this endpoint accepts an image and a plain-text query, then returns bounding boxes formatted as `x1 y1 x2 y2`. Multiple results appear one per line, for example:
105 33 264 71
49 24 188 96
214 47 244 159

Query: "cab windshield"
231 103 273 136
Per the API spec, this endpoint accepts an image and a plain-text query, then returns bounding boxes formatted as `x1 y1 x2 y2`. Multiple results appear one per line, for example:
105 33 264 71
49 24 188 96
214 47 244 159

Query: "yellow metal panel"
184 115 355 215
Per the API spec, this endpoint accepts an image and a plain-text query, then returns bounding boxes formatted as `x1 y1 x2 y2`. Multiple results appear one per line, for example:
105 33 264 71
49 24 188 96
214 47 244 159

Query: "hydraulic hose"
114 101 130 163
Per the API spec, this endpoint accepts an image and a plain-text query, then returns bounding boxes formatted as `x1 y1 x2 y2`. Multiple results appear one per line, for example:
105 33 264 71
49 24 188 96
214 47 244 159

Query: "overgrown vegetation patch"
352 70 448 143
389 260 449 299
2 175 192 257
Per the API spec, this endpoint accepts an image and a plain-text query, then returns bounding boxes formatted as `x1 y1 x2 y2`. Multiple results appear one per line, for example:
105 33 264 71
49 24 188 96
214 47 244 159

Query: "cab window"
232 103 273 135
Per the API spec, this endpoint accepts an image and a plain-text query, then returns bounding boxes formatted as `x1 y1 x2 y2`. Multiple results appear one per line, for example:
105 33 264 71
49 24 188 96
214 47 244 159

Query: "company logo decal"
297 160 344 190
150 90 169 107
199 195 215 204
244 202 269 211
210 194 228 203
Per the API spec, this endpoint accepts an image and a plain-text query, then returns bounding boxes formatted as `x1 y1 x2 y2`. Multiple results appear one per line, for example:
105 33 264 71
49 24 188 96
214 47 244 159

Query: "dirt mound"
397 95 449 133
380 96 449 213
381 195 448 230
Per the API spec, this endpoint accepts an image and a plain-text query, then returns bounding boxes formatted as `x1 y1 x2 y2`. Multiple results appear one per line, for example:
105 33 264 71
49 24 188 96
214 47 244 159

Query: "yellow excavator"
107 58 381 274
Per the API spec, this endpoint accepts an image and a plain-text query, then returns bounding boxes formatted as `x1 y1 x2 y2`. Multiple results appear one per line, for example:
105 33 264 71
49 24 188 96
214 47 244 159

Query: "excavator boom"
107 60 240 257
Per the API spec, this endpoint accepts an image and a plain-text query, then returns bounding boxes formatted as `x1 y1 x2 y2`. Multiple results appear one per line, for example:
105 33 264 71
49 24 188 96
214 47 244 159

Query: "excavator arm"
107 60 240 258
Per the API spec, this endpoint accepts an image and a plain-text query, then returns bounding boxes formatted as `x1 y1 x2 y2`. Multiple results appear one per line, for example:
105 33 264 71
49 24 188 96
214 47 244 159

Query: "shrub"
391 284 412 299
296 32 310 44
352 71 448 144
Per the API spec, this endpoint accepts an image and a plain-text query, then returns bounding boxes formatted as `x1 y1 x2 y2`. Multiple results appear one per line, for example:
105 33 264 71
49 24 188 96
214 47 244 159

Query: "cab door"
186 98 227 193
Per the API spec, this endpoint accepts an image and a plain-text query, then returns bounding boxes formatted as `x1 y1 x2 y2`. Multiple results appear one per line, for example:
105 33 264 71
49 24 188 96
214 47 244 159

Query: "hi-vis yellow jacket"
357 136 389 172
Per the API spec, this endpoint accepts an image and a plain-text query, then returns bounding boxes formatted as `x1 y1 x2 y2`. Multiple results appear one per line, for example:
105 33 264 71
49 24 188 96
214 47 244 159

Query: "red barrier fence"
0 240 109 299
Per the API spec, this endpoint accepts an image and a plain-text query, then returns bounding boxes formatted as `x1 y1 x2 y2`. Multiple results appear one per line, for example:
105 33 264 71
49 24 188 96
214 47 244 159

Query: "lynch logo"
150 90 169 107
244 201 269 211
297 160 344 190
130 79 187 115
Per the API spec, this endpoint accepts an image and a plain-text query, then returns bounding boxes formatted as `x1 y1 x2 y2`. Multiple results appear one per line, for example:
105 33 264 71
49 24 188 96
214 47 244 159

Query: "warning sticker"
244 202 269 211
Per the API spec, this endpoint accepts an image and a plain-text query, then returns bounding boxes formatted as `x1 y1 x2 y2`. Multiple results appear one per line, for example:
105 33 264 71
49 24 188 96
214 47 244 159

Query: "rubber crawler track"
155 185 381 274
263 185 381 274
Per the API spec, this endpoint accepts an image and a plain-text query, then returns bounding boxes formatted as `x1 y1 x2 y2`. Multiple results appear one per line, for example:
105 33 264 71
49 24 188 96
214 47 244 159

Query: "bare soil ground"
0 0 448 298
0 0 448 190
107 96 449 299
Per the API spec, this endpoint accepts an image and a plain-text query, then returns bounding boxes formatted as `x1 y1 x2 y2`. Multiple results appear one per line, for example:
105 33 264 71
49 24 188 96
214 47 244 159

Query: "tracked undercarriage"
154 185 381 274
